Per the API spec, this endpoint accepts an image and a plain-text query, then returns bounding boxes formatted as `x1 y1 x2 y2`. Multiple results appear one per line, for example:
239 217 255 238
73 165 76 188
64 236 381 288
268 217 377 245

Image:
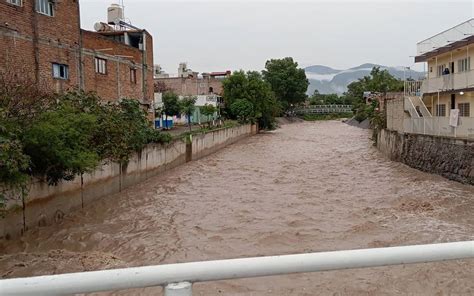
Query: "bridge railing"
294 105 353 114
1 241 473 296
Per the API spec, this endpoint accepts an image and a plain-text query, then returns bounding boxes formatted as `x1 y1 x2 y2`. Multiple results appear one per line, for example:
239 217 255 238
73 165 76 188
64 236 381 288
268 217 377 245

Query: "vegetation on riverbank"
0 79 171 214
222 57 309 130
343 67 403 122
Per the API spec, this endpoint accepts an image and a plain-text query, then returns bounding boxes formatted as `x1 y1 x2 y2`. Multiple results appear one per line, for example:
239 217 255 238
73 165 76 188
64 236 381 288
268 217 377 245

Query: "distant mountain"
305 64 425 95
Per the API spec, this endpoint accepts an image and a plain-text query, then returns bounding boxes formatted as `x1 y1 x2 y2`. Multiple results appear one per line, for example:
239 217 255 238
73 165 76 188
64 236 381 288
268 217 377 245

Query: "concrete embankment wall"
377 129 474 185
1 124 255 239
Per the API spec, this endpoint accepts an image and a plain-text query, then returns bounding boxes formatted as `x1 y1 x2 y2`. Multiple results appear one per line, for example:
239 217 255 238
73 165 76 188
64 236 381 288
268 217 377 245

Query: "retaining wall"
377 129 474 185
1 124 255 239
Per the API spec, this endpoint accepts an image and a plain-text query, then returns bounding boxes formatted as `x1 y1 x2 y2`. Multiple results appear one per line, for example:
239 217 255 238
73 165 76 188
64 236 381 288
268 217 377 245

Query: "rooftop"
415 18 473 60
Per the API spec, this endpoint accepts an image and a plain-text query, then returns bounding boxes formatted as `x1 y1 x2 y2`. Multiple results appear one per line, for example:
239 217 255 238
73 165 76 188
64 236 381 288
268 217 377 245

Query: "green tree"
180 96 196 132
0 121 29 213
201 104 217 127
230 99 254 123
344 67 403 122
309 90 349 105
0 81 172 218
162 92 181 129
22 105 100 185
262 57 309 110
223 70 280 129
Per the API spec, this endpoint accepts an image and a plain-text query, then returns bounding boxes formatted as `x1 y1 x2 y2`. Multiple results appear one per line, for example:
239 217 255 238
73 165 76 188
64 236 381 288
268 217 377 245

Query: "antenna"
121 0 125 20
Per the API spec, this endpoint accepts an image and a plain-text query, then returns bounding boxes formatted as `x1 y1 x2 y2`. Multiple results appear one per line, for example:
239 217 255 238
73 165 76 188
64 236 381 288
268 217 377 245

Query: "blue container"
162 119 174 129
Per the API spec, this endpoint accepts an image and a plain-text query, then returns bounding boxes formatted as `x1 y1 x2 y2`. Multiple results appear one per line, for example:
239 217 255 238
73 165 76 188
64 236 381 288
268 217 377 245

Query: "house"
386 18 474 138
154 63 230 127
0 1 154 116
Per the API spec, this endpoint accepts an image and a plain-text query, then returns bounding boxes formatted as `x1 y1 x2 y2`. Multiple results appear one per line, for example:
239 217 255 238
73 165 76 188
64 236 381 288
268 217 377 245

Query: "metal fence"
294 105 353 115
2 241 473 296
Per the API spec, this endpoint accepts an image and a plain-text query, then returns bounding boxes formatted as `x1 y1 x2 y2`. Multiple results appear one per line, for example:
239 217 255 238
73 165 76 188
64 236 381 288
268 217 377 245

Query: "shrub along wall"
377 129 474 185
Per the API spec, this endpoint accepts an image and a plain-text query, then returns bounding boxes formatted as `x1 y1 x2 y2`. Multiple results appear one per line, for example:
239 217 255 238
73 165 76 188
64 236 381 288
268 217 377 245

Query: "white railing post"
164 282 193 296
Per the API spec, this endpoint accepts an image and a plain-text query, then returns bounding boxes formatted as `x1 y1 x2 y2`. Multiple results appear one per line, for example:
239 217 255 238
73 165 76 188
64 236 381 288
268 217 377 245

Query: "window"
95 57 107 74
36 0 53 16
130 68 137 84
437 64 446 77
457 57 470 73
52 63 68 80
7 0 22 6
435 104 446 117
458 103 470 117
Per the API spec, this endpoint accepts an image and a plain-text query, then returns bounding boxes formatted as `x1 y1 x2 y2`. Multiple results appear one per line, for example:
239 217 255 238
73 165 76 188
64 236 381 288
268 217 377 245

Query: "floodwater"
1 121 474 295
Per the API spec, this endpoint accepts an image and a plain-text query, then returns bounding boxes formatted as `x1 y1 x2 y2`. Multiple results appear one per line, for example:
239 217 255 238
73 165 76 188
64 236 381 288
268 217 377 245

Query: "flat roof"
416 18 473 57
415 35 474 63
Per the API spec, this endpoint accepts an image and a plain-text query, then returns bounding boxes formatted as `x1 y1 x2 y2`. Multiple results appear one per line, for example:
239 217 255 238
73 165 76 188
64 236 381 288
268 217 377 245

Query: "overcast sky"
80 0 474 74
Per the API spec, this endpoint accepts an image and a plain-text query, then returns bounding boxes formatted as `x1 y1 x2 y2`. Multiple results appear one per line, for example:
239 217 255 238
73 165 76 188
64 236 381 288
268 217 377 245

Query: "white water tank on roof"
108 4 124 25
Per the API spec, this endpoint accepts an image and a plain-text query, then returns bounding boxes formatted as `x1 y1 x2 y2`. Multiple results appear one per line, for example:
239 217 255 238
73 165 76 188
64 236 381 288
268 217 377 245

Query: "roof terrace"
416 18 474 57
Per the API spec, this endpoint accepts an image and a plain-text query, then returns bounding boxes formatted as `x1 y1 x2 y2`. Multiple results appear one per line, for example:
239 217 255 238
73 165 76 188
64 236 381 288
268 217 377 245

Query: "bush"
1 89 172 200
22 105 100 185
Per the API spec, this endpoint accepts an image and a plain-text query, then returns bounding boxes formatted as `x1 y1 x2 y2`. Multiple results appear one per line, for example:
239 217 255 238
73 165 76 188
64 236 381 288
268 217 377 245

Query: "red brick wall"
81 30 154 103
0 1 154 106
0 0 81 90
143 32 153 104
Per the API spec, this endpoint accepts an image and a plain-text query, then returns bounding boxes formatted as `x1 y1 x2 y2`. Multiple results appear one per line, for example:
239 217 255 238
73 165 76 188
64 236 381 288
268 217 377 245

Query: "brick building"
154 66 230 97
155 76 225 97
153 65 230 126
0 0 154 108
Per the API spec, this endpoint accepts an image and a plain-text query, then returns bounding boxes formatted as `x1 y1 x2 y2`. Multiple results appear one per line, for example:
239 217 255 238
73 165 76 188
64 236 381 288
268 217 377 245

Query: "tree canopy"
222 70 280 129
1 87 172 211
262 57 309 109
345 67 403 105
180 96 196 131
343 67 403 122
309 90 353 105
162 92 181 118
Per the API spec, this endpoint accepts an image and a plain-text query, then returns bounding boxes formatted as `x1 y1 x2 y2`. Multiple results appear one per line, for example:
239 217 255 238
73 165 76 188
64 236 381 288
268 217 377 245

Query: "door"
451 94 456 110
450 62 455 73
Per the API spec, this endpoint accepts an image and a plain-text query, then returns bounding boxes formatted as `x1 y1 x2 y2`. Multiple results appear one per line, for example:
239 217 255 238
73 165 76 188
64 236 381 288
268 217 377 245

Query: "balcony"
404 116 474 139
420 70 474 94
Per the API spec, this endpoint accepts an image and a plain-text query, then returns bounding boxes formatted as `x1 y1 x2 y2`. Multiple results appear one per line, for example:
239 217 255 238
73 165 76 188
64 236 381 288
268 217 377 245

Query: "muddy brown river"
1 121 474 295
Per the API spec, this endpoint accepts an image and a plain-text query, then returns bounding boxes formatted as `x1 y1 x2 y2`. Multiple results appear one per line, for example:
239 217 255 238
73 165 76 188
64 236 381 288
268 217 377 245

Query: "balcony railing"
404 116 474 139
420 70 474 94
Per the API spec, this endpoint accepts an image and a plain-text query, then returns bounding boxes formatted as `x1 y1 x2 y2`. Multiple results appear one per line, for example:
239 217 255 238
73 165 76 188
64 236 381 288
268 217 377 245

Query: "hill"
305 64 424 95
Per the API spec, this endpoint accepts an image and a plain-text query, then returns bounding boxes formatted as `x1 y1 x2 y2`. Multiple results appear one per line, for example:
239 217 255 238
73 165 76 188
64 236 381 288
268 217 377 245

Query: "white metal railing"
416 18 474 55
405 116 474 138
1 241 473 296
421 70 474 94
295 105 353 115
411 96 432 118
404 80 423 97
404 97 420 118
